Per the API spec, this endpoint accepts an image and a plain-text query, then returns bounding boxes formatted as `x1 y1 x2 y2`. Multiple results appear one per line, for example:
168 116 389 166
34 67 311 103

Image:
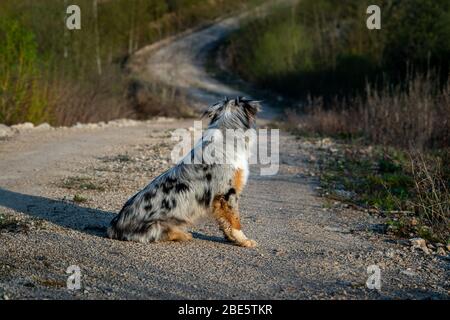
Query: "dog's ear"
201 98 228 119
242 99 261 119
201 109 211 119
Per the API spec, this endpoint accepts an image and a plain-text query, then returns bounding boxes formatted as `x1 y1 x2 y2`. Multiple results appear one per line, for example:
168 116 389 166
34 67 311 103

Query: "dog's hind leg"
212 195 257 248
165 227 193 242
158 219 192 242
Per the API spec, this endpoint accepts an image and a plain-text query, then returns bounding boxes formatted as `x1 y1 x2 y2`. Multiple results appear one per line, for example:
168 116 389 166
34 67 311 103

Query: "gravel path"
0 2 448 300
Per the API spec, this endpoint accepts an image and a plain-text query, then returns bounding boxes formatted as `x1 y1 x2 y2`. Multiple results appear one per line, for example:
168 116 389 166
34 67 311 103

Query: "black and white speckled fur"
107 97 260 246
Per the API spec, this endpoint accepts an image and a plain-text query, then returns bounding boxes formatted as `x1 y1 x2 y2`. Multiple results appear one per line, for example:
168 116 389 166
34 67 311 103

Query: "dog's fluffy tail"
107 192 138 240
106 207 165 243
107 215 121 239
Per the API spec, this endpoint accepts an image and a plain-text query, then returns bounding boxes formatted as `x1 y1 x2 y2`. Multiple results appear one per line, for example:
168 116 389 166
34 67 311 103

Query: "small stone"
437 247 446 256
35 123 51 130
324 226 351 234
410 237 430 254
446 244 450 252
85 123 99 129
11 122 34 132
0 124 13 138
385 249 395 258
400 269 416 277
334 189 354 200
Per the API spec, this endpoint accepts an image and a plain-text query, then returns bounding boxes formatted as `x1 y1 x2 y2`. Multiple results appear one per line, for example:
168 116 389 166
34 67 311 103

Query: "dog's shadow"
0 188 229 243
191 231 228 244
0 187 113 237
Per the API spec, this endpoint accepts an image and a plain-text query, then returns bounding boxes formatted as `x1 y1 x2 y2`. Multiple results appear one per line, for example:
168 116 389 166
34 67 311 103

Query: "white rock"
11 122 34 131
410 237 430 254
334 189 354 200
330 147 339 153
385 249 395 258
410 237 426 246
85 123 99 129
109 118 139 127
35 123 51 130
400 269 417 277
73 122 86 129
319 138 333 146
155 116 175 122
0 124 13 138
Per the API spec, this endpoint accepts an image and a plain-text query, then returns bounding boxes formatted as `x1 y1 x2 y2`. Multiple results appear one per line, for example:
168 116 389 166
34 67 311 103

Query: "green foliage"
0 18 50 124
61 176 105 192
0 0 263 125
227 0 450 100
73 194 88 203
318 145 449 242
320 149 413 211
383 0 450 79
230 13 313 82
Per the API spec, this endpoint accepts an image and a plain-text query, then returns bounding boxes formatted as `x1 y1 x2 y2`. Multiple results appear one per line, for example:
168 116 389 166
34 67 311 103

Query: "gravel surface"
0 1 448 299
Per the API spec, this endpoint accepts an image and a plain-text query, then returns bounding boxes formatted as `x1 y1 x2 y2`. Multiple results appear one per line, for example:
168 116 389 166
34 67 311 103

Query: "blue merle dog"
107 97 260 247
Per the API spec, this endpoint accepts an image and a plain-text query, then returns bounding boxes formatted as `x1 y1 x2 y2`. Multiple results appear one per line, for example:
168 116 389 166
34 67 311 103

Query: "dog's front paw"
239 239 258 248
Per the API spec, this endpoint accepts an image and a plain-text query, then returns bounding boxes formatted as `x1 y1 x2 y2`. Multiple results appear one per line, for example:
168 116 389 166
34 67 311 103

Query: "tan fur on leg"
166 228 193 242
233 169 245 194
212 195 257 248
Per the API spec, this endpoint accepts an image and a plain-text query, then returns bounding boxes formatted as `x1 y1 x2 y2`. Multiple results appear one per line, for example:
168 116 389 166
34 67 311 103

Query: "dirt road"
0 3 448 299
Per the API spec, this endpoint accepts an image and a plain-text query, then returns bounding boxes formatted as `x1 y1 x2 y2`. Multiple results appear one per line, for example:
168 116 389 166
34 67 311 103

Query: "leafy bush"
317 145 449 243
0 19 50 124
226 0 450 100
0 0 263 125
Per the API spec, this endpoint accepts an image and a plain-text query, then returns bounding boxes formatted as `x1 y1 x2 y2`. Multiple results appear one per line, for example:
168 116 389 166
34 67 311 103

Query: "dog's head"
202 97 261 129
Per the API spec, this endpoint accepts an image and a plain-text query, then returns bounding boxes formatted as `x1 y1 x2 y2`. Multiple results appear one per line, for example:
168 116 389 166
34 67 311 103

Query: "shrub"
0 19 50 125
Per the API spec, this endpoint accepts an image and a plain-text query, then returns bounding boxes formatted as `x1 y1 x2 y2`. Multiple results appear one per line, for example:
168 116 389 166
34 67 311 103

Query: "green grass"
317 145 449 243
226 0 450 102
320 150 412 211
32 276 65 288
73 194 88 203
0 213 13 230
99 154 133 163
61 176 105 192
0 212 46 233
0 0 265 126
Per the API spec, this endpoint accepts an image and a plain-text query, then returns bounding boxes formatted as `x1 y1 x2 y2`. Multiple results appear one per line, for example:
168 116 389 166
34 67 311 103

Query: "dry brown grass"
126 80 195 119
410 152 450 241
288 74 450 150
286 73 449 243
51 79 131 127
48 72 195 127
